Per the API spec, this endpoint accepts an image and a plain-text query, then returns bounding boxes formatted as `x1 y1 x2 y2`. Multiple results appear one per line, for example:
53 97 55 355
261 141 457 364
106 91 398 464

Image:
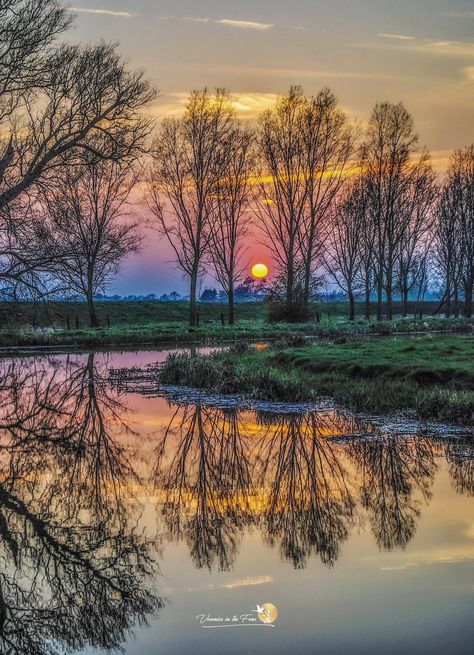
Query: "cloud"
438 11 474 19
186 576 274 593
361 37 474 58
70 7 136 18
231 93 280 117
153 92 279 120
464 66 474 80
416 40 474 58
182 16 273 30
379 33 415 41
216 19 273 30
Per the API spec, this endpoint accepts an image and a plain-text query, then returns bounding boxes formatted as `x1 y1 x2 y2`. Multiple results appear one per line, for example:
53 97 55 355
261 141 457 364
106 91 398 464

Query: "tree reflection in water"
254 411 356 568
0 354 162 655
446 437 474 497
0 353 473 653
152 404 254 571
347 434 437 549
153 402 462 569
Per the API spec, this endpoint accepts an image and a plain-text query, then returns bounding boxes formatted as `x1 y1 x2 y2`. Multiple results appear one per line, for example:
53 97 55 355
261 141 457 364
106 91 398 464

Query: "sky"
69 1 474 295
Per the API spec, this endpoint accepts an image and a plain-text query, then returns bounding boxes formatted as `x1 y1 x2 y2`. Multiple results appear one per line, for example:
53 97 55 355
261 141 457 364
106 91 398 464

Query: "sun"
251 263 269 279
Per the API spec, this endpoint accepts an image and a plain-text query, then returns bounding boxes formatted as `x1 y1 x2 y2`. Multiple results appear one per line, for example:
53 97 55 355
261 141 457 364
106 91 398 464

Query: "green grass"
0 300 472 349
159 335 474 425
0 300 268 328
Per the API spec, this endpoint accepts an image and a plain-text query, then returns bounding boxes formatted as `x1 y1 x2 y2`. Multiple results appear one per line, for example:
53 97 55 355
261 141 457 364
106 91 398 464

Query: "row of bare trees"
149 87 474 325
1 2 473 327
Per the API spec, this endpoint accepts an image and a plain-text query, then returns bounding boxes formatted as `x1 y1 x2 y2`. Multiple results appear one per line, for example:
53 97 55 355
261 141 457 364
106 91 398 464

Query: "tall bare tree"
435 183 463 316
435 146 474 317
325 180 365 320
41 144 143 327
149 89 236 327
256 87 353 316
363 102 422 320
299 88 354 306
0 1 155 298
208 125 254 324
396 154 436 316
255 87 308 314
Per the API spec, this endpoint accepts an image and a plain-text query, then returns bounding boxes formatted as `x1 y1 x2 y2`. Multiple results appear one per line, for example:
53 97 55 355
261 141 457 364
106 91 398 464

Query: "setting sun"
251 263 269 279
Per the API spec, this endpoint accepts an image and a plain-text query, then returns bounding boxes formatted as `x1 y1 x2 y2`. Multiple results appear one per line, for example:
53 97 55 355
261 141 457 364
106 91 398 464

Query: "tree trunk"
376 277 383 321
386 267 393 320
348 288 355 321
445 275 451 317
464 278 473 318
86 264 99 328
189 267 198 327
86 294 99 328
402 285 409 318
454 284 459 318
286 257 294 312
228 283 235 325
364 274 371 320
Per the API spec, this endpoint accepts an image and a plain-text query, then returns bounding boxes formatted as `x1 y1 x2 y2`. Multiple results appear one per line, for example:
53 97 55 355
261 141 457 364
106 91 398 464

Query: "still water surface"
0 350 473 655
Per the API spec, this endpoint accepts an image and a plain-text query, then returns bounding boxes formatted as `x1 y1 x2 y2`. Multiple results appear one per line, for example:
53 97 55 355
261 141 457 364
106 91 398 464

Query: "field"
0 300 471 349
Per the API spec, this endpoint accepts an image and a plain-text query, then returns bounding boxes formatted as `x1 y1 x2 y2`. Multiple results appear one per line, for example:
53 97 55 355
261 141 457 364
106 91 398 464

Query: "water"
0 350 473 655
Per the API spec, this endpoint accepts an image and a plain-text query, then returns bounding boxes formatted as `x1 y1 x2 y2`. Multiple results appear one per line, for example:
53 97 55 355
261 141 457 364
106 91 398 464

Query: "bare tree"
255 87 308 314
299 88 354 306
363 102 422 320
435 183 463 316
149 89 236 327
256 87 353 316
0 1 155 297
325 180 365 320
208 125 254 324
440 146 474 317
41 144 143 327
396 154 436 317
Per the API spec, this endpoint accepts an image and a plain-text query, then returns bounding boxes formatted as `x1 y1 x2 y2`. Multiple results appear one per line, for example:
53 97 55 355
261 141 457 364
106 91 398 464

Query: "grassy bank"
0 301 472 349
160 335 474 425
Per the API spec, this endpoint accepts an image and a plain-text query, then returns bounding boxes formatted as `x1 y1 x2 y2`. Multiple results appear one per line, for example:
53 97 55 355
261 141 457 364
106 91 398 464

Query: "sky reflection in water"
0 351 473 655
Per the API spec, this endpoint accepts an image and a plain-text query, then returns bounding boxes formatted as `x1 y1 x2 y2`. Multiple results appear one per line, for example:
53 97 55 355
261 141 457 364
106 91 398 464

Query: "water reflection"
446 438 474 497
0 355 162 655
0 353 472 653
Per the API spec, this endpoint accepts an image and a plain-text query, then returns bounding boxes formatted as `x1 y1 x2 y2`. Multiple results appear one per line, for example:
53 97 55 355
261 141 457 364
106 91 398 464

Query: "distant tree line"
1 2 473 327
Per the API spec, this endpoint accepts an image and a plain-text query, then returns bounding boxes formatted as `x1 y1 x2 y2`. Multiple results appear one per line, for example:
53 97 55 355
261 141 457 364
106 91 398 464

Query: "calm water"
0 350 473 655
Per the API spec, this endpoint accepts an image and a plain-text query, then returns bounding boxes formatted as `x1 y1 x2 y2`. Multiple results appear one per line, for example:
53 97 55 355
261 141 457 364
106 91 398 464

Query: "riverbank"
159 335 474 426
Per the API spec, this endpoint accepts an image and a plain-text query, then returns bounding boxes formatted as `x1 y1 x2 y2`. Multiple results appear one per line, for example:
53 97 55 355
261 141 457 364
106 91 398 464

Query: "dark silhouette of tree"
256 87 353 316
362 102 433 320
0 354 162 655
0 1 155 299
40 141 144 327
435 146 474 317
208 124 254 324
149 89 236 327
446 437 474 497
